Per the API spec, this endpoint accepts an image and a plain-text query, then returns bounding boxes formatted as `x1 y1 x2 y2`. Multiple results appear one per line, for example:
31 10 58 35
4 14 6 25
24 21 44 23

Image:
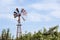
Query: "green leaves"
1 29 13 40
0 25 60 40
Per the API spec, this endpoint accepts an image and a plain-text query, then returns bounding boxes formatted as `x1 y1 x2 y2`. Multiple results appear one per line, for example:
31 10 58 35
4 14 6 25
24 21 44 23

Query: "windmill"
13 8 27 38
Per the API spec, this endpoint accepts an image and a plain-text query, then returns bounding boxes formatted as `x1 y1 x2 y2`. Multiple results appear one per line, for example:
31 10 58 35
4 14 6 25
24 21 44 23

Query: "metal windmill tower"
13 8 27 37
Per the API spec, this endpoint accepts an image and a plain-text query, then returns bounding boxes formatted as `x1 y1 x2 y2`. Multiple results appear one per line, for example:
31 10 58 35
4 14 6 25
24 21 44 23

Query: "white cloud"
27 13 41 22
0 13 14 20
42 0 57 3
26 12 51 22
0 0 13 4
18 0 25 3
41 15 51 22
28 3 60 10
50 10 60 18
28 0 60 19
28 0 60 10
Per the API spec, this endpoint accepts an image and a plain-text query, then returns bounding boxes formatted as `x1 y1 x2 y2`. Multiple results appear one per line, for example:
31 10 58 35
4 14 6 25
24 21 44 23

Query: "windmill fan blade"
22 17 25 21
21 8 27 16
14 11 17 18
23 11 27 16
16 8 19 13
21 8 24 13
14 11 17 14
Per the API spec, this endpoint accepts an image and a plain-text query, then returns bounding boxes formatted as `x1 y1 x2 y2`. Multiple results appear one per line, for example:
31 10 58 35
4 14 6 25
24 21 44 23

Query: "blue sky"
0 0 60 37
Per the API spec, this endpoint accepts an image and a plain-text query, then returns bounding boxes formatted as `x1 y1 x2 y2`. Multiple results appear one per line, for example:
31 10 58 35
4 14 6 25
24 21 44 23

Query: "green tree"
1 29 12 40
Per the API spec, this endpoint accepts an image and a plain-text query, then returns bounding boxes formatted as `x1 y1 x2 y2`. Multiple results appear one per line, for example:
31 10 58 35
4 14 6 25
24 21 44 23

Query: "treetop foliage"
0 25 60 40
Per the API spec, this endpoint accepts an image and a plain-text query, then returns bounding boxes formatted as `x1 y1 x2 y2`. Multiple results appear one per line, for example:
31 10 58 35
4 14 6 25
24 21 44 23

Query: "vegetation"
0 25 60 40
